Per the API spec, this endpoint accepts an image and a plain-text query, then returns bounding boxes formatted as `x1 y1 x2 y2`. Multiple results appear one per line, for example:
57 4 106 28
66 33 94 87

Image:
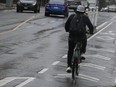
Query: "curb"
0 7 15 10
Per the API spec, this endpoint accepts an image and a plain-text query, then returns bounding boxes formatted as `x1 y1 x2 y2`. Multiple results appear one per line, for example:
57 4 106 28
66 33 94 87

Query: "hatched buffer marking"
0 77 35 87
55 74 99 82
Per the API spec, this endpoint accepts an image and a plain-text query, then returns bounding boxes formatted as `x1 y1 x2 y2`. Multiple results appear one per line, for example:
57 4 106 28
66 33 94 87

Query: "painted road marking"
96 36 115 40
41 23 46 25
88 48 115 53
114 78 116 83
55 73 99 82
0 77 16 86
79 74 99 82
12 15 35 31
84 54 111 60
80 63 106 70
111 16 116 21
100 31 116 36
0 15 35 35
38 68 48 74
88 22 113 41
52 61 60 65
62 54 67 58
0 77 35 87
96 22 108 30
50 20 55 23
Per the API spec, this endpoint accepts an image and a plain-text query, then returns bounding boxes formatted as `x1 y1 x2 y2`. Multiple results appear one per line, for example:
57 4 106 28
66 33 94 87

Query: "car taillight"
46 4 49 9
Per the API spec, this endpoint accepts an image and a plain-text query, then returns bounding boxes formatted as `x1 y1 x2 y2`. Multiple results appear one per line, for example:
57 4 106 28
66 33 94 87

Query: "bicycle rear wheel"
72 51 80 80
72 57 77 80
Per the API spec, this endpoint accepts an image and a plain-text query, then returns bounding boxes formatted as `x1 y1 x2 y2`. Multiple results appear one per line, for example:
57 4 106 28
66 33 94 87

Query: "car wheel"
20 10 23 12
17 8 19 12
34 8 38 13
45 12 50 16
38 8 40 13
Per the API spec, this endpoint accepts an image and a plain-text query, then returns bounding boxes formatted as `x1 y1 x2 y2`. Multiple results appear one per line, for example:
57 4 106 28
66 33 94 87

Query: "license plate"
24 7 28 9
54 7 58 9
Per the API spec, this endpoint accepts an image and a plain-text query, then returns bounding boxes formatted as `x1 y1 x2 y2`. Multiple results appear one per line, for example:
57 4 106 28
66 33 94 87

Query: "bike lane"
15 18 116 87
0 15 116 87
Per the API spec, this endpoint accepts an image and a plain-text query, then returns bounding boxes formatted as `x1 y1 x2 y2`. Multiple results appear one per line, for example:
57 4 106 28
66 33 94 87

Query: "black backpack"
69 14 85 36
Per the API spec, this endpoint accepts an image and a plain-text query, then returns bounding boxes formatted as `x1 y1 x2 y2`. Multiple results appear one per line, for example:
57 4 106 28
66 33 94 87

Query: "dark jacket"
65 13 94 39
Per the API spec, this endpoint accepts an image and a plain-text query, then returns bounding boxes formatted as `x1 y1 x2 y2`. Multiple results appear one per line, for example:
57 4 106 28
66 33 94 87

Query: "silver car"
67 0 80 10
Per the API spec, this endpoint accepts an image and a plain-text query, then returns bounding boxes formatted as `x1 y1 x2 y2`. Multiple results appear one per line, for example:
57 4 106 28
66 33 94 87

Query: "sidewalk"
0 3 16 10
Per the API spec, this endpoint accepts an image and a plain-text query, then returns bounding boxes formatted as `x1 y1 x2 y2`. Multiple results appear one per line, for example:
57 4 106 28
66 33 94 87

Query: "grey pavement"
0 3 15 10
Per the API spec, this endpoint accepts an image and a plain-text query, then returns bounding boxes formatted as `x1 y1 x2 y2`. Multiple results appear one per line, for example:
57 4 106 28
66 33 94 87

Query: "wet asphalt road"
0 8 116 87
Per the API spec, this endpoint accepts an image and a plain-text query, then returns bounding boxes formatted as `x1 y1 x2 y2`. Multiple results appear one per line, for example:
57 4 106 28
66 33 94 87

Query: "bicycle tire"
76 50 80 76
72 57 76 80
72 49 80 80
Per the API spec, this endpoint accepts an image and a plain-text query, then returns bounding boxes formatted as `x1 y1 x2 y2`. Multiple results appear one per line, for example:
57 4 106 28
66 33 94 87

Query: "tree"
98 0 106 10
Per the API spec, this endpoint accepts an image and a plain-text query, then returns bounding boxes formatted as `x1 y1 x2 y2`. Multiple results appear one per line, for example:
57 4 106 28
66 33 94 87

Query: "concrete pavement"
0 3 15 10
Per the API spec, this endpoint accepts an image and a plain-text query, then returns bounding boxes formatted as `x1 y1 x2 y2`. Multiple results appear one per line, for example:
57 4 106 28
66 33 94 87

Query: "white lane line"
96 36 115 40
0 77 35 87
0 77 16 86
88 22 113 41
88 48 115 53
79 74 99 82
41 23 46 25
62 54 67 58
38 68 48 74
114 78 116 83
50 20 55 23
15 77 35 87
0 15 35 35
96 22 108 30
56 73 99 82
111 16 116 21
84 54 111 60
80 63 106 70
52 61 60 65
12 15 35 31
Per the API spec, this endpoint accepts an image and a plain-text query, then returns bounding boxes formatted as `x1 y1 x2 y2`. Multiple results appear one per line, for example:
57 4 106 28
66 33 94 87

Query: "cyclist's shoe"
66 67 72 73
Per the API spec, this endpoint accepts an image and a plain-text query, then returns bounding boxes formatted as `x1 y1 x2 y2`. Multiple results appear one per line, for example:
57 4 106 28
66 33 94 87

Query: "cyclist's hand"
90 32 94 36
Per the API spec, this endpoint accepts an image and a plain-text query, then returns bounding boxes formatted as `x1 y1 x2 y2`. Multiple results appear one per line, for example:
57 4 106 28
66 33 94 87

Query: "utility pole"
94 0 98 29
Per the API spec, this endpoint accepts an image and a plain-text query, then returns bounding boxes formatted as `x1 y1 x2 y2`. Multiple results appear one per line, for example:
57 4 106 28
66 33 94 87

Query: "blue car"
45 0 69 17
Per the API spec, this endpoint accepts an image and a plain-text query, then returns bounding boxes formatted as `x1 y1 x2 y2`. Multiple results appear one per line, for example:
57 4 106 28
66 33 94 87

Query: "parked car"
108 5 116 12
16 0 40 13
45 0 69 17
101 7 108 12
67 0 80 10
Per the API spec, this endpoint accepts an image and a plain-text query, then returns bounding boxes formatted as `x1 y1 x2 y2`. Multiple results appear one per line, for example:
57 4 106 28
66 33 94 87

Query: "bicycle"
71 39 82 83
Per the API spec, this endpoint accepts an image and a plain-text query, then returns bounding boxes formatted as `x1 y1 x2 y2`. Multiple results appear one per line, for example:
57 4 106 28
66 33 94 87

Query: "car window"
49 0 65 4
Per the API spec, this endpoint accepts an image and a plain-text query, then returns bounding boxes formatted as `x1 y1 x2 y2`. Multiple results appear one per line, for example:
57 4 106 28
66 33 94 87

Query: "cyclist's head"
75 5 85 14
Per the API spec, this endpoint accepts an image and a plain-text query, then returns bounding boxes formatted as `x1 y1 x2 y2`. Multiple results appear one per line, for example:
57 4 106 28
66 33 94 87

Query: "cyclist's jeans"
67 38 87 67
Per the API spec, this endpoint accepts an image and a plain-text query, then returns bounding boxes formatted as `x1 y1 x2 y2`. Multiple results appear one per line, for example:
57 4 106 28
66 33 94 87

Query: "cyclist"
65 5 94 73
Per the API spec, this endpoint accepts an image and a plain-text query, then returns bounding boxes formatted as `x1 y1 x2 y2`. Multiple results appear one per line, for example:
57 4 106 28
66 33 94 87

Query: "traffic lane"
0 17 66 79
0 8 45 33
85 19 116 86
1 11 115 86
30 20 116 87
